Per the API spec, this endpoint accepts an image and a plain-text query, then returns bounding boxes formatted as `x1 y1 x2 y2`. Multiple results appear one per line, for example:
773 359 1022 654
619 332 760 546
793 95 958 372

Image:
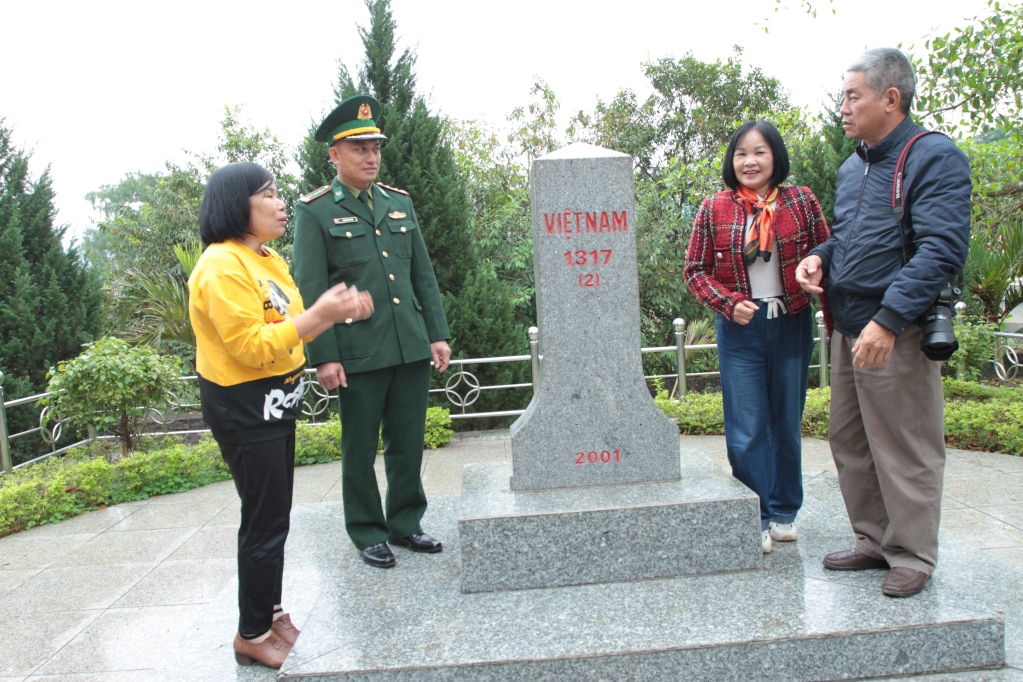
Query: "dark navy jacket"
810 117 971 338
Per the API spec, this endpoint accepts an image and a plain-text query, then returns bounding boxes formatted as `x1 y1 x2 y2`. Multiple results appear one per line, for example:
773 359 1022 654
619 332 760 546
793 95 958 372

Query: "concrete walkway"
1 433 1022 680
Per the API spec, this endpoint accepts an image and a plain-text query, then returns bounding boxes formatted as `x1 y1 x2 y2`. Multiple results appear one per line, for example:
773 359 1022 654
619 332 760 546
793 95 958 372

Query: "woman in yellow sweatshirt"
188 162 373 669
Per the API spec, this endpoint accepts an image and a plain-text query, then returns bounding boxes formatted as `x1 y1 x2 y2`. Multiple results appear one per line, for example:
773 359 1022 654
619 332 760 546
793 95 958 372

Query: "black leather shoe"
359 542 396 568
388 532 443 553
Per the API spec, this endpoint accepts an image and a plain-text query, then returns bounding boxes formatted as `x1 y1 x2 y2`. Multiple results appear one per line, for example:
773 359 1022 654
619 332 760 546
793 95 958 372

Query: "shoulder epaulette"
376 182 409 196
299 185 331 203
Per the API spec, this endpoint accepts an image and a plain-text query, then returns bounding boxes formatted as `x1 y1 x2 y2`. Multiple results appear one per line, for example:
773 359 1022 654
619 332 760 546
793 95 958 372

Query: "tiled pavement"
1 432 1022 680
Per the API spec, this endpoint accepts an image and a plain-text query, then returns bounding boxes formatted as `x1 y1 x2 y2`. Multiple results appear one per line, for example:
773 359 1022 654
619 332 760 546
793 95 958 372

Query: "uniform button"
400 226 407 232
345 318 353 324
382 251 389 258
346 231 353 238
388 274 395 281
393 297 400 305
375 229 381 236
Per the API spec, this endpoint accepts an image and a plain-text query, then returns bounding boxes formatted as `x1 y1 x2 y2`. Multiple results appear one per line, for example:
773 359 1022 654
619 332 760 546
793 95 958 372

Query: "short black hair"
721 120 790 190
198 162 275 246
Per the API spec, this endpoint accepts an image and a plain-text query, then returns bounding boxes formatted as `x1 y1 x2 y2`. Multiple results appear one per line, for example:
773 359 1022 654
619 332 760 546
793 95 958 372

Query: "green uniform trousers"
338 360 431 549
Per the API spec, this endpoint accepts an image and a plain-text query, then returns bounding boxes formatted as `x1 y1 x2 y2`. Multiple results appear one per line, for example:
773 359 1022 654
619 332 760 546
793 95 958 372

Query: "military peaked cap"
315 95 388 144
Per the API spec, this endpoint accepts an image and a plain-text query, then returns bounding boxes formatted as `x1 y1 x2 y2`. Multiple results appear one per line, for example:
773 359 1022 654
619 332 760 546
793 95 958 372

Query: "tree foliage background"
3 0 1023 455
0 121 105 462
911 0 1023 325
295 0 531 426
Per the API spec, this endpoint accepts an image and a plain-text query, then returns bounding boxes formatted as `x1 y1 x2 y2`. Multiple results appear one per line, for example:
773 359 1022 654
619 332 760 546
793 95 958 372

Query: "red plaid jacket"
684 185 832 331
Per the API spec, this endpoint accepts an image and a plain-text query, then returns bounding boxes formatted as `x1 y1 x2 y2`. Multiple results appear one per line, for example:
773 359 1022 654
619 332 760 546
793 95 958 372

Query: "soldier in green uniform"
293 95 452 569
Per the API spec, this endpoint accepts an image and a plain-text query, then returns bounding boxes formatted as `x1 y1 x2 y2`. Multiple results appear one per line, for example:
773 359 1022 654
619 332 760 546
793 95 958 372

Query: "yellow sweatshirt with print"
188 240 308 444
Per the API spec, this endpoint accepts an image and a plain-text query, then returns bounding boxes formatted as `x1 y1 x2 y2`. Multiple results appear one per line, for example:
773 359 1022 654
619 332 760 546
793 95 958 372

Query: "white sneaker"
761 530 773 554
769 521 797 542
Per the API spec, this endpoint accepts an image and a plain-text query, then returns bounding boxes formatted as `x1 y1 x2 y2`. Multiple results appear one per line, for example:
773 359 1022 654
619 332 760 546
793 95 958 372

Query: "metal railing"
1 313 836 474
642 313 831 395
994 331 1022 382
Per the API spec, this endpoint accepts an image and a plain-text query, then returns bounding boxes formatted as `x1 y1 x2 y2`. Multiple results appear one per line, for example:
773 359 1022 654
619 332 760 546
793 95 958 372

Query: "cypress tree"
295 0 530 425
0 122 105 461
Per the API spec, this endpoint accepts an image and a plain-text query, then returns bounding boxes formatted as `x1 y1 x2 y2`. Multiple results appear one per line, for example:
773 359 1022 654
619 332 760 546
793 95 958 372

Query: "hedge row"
0 408 453 537
656 378 1023 456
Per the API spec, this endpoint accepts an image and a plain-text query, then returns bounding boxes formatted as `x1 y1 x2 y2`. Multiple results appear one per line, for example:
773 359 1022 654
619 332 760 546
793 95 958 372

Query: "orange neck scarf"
737 185 779 265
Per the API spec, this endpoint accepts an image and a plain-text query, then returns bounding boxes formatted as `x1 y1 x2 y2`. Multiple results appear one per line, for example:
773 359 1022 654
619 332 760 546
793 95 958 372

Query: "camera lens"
921 304 958 360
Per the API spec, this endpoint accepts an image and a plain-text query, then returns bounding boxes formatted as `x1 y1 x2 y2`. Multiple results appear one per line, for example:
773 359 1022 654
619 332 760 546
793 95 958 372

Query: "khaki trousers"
828 325 946 574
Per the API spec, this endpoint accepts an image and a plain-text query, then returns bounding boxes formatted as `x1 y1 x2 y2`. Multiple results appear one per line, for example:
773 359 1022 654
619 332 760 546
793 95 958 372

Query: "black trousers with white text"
220 432 295 635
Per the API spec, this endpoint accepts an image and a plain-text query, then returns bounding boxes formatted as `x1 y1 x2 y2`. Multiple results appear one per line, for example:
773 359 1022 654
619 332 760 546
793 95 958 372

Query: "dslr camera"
919 281 961 361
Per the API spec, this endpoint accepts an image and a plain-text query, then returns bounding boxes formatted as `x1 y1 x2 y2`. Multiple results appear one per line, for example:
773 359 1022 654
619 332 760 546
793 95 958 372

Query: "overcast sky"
0 0 989 239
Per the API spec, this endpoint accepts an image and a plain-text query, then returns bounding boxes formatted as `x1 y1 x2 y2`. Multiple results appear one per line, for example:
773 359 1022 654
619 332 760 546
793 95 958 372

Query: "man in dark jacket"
796 48 971 597
293 95 452 569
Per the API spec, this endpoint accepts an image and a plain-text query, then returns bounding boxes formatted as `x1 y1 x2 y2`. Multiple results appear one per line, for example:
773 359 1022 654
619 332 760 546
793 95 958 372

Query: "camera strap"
892 131 941 263
892 130 964 300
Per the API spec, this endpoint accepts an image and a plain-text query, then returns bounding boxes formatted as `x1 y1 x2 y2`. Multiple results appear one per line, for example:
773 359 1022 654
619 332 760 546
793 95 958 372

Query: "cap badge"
358 104 372 121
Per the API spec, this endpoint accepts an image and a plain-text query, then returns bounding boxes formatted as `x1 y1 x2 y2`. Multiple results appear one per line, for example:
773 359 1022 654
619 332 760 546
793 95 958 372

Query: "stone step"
278 495 1003 680
160 464 1007 681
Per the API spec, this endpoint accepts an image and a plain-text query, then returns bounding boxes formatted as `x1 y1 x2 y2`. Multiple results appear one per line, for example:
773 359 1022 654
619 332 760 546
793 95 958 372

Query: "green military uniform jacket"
293 178 450 374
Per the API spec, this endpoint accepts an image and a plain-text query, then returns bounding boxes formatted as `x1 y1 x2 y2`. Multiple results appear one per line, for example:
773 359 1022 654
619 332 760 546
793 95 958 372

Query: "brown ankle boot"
233 631 291 669
271 612 300 645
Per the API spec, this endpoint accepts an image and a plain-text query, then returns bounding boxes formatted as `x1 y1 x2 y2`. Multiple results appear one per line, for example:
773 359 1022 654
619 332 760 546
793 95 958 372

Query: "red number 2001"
575 449 622 465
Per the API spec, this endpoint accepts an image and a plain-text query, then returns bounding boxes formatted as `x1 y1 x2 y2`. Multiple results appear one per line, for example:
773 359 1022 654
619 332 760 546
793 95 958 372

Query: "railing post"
0 370 12 474
527 326 540 394
816 311 829 389
954 301 968 379
673 318 687 397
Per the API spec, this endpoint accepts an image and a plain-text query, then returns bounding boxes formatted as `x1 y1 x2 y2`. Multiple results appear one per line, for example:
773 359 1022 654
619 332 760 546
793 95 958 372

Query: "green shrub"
42 337 186 460
424 407 454 449
942 377 1004 401
802 387 831 440
292 408 452 463
295 416 342 466
653 380 1023 456
951 315 1001 381
943 378 1023 455
655 387 725 435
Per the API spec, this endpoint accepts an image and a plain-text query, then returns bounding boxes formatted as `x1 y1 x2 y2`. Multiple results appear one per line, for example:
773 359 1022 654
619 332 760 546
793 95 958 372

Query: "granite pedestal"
261 448 1005 681
457 448 760 593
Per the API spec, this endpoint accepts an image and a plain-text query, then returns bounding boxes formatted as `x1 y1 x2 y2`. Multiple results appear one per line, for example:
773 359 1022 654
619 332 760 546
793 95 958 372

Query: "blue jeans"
716 305 812 530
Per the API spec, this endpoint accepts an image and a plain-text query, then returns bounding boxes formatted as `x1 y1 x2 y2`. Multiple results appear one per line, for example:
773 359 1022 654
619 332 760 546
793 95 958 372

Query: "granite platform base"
457 449 761 592
161 450 1008 682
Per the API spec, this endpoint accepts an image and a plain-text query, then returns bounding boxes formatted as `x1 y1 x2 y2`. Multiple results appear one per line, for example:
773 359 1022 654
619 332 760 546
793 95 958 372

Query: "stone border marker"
510 142 680 491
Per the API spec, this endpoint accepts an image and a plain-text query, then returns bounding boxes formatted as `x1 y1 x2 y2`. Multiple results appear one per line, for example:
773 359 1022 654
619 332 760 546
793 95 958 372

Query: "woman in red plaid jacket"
684 120 831 554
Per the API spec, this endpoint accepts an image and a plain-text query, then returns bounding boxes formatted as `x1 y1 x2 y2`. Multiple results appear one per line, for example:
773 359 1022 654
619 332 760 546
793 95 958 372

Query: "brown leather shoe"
233 631 291 669
271 612 300 645
882 567 930 597
822 549 890 571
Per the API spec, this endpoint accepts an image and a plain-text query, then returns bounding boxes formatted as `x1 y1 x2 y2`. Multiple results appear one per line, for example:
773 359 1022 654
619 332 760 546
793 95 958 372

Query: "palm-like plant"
108 241 203 350
965 220 1023 325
